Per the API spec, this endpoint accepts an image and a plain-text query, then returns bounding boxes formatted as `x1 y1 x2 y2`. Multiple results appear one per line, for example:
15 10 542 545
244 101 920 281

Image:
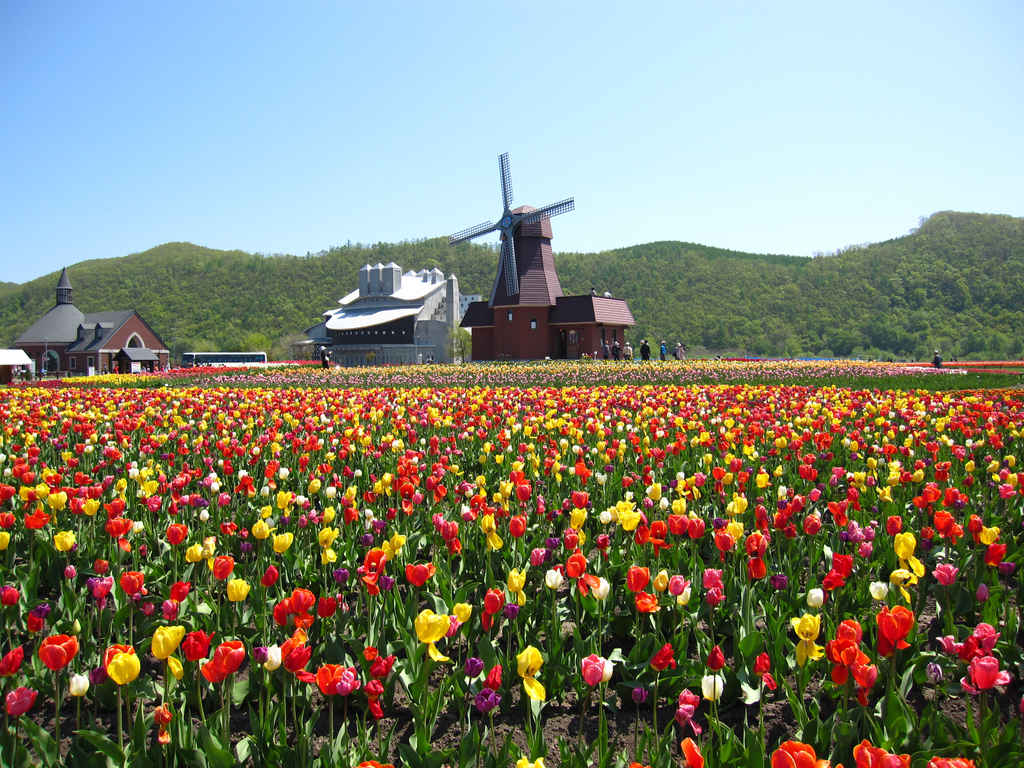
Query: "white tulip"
263 645 282 671
69 673 90 697
545 569 564 590
701 674 724 701
806 588 824 608
869 581 889 601
593 577 610 600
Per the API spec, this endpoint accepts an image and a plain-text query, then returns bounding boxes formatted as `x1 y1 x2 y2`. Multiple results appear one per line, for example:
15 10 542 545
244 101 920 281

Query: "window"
87 357 94 369
70 357 77 370
507 311 513 322
568 330 578 345
530 318 537 330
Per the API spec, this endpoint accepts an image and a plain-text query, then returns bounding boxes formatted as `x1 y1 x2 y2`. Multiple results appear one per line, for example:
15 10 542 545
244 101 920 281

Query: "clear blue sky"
2 1 1021 283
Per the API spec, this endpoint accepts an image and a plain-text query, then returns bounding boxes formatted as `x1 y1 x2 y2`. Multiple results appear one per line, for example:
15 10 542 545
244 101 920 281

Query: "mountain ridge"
1 211 1021 360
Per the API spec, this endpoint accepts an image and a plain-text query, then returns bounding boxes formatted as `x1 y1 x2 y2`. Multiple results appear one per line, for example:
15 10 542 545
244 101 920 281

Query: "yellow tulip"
516 758 546 768
516 645 546 701
251 520 271 540
167 656 184 680
152 626 185 660
53 530 76 552
273 533 293 554
227 579 251 602
46 491 68 511
790 614 823 667
83 499 100 516
507 568 527 606
453 603 472 623
381 533 406 561
276 490 293 511
318 527 339 548
889 568 917 603
414 609 451 662
893 532 925 578
107 651 141 685
185 543 203 563
652 569 669 593
307 478 322 495
0 532 9 551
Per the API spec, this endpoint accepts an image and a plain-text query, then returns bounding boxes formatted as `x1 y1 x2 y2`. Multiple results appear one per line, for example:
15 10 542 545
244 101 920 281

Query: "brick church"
13 268 169 375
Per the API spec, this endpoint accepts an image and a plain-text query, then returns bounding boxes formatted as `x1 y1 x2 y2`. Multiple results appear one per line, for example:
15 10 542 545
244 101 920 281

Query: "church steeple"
56 267 72 306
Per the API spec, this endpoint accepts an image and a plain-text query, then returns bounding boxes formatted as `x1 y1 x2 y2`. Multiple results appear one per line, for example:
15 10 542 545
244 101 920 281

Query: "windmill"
449 153 574 303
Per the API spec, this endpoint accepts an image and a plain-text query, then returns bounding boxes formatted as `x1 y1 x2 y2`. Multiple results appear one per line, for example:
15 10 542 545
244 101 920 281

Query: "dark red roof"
550 295 636 326
460 301 494 327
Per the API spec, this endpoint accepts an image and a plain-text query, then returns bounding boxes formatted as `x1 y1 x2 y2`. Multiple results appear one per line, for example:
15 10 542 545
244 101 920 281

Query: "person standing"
659 340 667 361
624 341 633 360
640 339 651 361
320 346 331 369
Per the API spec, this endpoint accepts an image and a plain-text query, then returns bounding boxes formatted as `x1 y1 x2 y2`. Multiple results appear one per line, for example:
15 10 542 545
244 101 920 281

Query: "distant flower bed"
57 359 974 391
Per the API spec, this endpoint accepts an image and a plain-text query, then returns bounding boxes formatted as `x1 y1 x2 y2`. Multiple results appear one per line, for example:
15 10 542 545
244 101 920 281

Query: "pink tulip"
961 656 1011 694
933 563 958 585
581 654 612 687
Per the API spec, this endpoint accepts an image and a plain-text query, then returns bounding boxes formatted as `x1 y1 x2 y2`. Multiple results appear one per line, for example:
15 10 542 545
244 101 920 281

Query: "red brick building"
13 268 169 375
460 208 635 360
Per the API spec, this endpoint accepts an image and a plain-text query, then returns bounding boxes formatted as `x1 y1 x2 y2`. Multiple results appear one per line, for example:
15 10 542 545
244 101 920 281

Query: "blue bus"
180 352 267 368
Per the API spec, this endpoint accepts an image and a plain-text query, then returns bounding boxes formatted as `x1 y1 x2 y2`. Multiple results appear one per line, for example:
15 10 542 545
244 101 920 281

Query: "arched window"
125 333 144 349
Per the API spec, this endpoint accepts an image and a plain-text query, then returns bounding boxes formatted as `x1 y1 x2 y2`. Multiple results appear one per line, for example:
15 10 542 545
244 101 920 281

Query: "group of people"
595 339 688 361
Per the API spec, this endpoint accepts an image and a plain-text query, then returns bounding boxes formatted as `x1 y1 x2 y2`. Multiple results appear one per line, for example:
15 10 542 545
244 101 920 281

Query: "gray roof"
13 303 86 343
118 347 158 362
57 267 72 289
15 306 138 347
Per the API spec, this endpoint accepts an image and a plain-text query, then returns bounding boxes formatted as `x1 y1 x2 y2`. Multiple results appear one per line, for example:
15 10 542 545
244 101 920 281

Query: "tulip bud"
976 583 989 603
869 581 889 600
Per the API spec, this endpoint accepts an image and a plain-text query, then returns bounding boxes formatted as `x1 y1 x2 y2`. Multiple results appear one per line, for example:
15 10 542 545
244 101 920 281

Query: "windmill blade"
499 152 513 211
502 235 519 296
522 197 575 224
449 220 497 245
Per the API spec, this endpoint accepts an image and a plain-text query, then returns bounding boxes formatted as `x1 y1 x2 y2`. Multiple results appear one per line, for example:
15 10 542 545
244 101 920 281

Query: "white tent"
0 349 32 366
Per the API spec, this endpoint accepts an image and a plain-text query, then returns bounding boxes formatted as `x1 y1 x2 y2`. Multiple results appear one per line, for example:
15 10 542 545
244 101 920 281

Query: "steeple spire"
56 267 72 305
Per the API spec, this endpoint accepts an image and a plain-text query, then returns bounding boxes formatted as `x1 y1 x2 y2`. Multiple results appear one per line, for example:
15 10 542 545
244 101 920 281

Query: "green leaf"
231 674 250 707
74 729 126 765
21 717 58 767
235 736 253 764
197 724 233 768
740 681 761 705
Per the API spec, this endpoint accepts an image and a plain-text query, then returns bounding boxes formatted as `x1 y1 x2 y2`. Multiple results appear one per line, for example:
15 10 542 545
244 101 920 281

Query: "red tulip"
261 565 280 587
5 686 37 717
38 634 79 670
181 630 215 662
626 565 650 593
0 585 19 606
201 641 245 683
211 556 235 580
876 606 914 657
706 645 725 671
0 646 25 677
118 571 145 596
166 524 188 546
650 643 676 671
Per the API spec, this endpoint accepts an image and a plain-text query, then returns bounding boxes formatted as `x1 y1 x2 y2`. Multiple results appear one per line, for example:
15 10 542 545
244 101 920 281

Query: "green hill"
1 211 1021 360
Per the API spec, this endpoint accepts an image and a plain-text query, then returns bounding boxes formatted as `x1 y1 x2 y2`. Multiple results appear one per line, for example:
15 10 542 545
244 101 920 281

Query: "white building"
304 263 461 365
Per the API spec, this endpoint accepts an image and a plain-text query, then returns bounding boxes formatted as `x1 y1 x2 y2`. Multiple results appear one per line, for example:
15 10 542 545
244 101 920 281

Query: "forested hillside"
1 211 1021 360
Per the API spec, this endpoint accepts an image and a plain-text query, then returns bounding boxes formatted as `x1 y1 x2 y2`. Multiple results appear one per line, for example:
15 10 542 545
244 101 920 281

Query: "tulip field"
0 362 1021 768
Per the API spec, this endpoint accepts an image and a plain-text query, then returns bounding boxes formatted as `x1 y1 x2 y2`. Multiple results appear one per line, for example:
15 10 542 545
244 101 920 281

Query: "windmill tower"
452 153 605 360
449 153 575 309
